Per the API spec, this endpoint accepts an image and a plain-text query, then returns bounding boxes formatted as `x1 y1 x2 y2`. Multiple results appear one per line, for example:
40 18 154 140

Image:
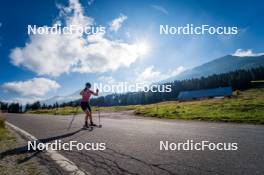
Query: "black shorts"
81 102 91 112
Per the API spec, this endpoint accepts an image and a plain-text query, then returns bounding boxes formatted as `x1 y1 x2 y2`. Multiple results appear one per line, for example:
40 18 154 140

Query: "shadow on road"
0 128 84 163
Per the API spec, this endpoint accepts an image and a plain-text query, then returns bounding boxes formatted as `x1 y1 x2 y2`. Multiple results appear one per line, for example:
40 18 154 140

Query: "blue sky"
0 0 263 104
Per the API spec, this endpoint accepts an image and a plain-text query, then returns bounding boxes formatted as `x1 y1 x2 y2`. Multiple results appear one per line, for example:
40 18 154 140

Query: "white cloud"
109 14 127 32
169 66 185 76
10 0 142 77
136 66 185 83
151 5 168 15
2 78 60 97
232 49 264 57
98 76 116 84
136 66 161 83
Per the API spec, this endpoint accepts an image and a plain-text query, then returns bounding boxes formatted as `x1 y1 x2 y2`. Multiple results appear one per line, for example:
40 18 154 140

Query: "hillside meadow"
27 88 264 124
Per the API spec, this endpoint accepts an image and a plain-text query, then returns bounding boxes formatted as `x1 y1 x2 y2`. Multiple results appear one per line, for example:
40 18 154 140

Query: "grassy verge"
26 88 264 124
0 116 13 141
27 106 83 115
26 105 136 115
0 115 51 175
134 88 264 124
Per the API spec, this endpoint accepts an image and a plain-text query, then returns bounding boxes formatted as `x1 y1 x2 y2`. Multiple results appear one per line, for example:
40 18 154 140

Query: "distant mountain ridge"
42 55 264 105
41 90 81 105
164 55 264 82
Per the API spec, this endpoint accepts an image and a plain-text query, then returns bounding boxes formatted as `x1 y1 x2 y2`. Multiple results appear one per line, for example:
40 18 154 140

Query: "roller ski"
82 121 93 131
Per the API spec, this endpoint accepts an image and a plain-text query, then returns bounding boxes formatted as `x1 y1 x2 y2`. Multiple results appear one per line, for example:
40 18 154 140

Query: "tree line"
0 102 22 113
1 66 264 112
88 66 264 106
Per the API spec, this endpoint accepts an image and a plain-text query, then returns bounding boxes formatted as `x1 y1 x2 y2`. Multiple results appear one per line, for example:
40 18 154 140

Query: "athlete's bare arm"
91 89 99 96
80 90 85 95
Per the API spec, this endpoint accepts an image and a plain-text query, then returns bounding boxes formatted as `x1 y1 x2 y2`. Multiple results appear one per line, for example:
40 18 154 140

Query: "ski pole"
98 106 102 128
67 105 79 130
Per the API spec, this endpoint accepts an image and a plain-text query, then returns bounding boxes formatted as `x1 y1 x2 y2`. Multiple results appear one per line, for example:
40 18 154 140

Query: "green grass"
27 88 264 124
134 88 264 124
0 115 47 175
27 106 83 115
0 116 14 143
27 105 136 115
0 116 7 141
0 116 4 128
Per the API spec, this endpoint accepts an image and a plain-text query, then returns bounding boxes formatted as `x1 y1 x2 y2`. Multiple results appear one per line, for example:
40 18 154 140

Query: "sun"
136 41 150 56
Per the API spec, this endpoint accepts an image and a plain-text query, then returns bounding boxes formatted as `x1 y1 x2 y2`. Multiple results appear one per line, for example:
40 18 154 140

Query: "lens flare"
136 42 150 56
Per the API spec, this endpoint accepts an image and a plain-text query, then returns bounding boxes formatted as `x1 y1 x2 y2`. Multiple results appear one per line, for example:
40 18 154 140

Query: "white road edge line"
6 121 90 175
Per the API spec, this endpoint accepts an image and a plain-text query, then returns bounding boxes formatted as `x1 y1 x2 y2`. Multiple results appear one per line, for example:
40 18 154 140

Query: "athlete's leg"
84 110 90 127
88 105 96 126
81 102 88 127
85 111 90 122
88 110 93 123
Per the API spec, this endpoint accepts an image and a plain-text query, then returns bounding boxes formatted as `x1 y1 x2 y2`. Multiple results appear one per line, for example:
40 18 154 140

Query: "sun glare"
136 42 150 56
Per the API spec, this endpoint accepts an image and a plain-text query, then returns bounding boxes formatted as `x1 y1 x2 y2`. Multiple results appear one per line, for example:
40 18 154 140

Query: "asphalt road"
3 111 264 175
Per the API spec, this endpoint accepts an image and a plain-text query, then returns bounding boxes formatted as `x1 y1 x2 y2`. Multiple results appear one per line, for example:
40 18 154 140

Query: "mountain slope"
41 90 81 105
43 55 264 105
165 55 264 82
